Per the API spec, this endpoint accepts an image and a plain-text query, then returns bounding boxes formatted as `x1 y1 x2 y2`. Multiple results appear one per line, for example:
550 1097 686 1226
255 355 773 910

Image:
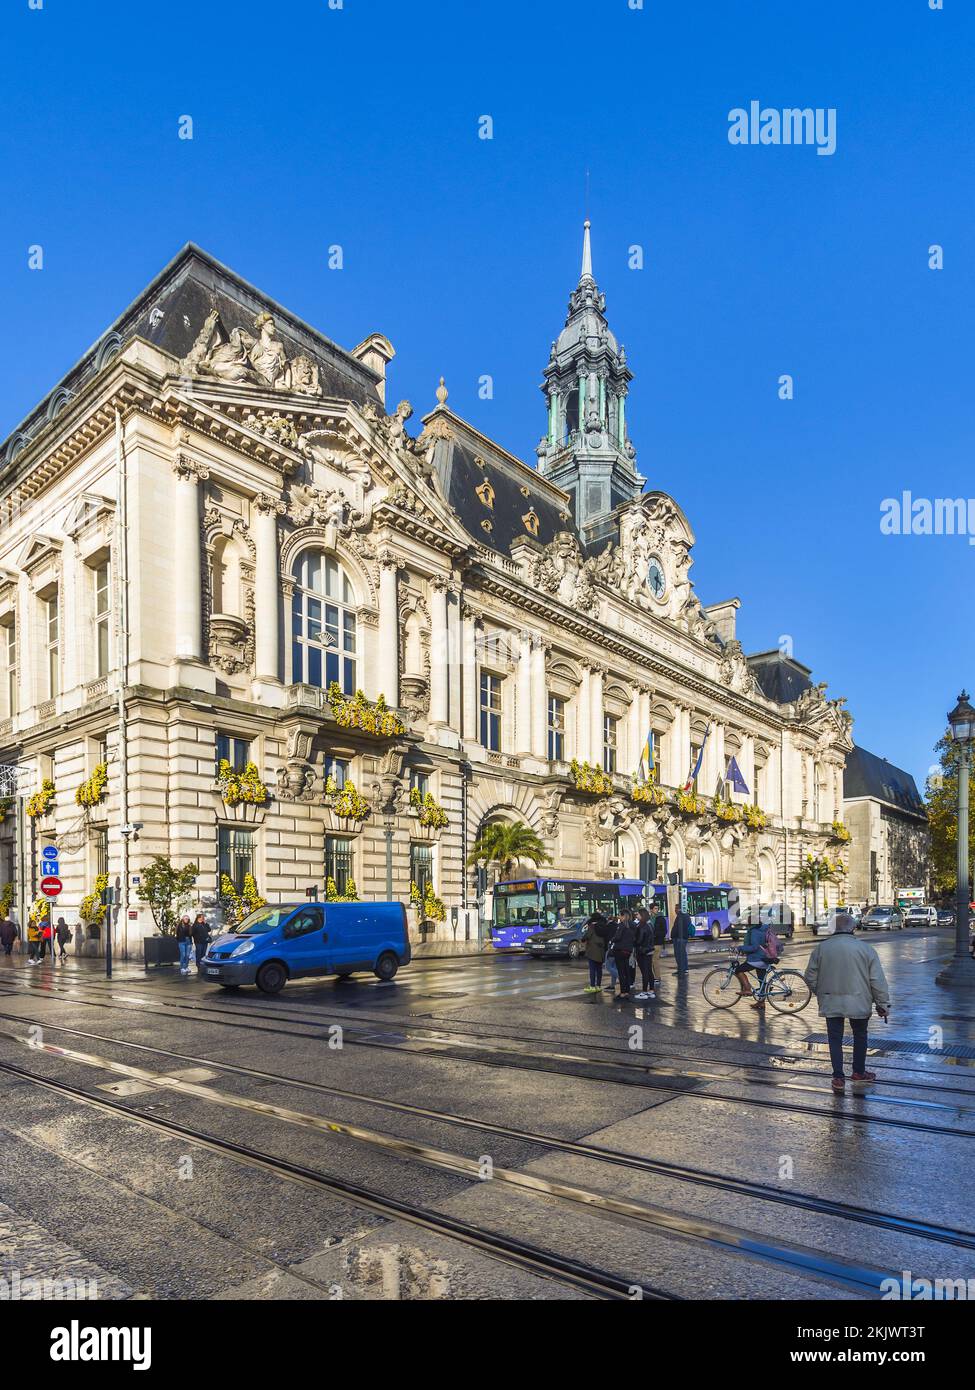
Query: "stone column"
253 493 284 682
428 575 449 727
377 550 400 708
516 631 532 754
530 637 548 758
589 665 604 770
577 667 591 763
172 458 208 662
461 603 478 741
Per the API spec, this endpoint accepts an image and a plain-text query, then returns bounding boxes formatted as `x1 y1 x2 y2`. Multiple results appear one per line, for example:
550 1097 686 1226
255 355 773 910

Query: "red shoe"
851 1071 877 1084
831 1077 846 1094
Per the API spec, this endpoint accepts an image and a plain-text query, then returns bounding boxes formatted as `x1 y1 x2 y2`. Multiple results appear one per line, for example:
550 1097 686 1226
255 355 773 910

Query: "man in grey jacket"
805 912 890 1093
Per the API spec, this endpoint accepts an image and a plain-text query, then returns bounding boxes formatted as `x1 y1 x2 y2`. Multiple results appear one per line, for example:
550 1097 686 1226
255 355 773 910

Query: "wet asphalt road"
1 926 974 1301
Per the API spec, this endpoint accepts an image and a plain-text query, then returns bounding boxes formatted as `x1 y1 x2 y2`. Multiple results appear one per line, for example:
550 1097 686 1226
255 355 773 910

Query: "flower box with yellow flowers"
324 776 371 831
674 789 706 817
743 804 768 831
569 759 615 797
714 798 743 823
327 682 406 738
26 779 56 821
830 821 852 844
216 760 269 823
630 781 665 807
408 787 449 839
76 761 109 810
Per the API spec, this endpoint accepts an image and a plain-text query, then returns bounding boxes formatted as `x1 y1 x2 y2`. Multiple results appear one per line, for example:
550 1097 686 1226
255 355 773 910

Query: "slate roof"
1 244 383 473
424 410 575 556
747 650 815 705
844 745 926 818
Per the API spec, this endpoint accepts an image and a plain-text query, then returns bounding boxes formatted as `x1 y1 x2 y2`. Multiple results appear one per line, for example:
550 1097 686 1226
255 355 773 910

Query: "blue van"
200 901 411 994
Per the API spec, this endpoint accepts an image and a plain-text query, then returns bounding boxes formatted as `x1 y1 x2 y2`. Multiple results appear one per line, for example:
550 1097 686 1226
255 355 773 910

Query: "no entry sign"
40 875 62 898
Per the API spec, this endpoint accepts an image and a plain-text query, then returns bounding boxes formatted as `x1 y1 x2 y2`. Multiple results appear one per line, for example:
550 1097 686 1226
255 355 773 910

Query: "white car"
903 905 938 928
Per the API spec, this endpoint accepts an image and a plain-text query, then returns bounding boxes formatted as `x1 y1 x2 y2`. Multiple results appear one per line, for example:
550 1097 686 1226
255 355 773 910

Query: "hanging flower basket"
327 683 406 738
569 759 614 797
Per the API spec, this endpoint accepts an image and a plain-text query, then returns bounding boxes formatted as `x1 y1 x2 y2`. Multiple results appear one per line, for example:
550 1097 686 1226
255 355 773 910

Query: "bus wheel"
568 940 582 960
710 923 721 940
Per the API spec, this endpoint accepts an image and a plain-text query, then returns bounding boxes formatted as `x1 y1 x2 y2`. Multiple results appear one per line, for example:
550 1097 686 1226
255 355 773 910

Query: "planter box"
143 935 180 968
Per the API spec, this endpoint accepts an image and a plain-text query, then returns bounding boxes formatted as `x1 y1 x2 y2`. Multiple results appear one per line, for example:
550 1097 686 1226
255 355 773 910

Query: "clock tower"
536 221 645 538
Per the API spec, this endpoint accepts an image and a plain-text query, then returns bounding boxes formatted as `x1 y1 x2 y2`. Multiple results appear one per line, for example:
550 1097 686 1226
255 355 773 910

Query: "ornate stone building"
0 231 858 952
842 746 929 905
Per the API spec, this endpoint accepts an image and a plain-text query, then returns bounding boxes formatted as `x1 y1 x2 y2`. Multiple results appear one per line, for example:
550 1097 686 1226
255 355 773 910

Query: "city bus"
490 877 646 949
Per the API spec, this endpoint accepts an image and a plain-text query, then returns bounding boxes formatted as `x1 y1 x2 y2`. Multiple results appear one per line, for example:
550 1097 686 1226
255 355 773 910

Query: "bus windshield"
493 890 540 927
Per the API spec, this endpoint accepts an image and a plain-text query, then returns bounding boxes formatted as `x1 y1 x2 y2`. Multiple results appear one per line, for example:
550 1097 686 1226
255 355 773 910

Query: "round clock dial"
646 556 667 600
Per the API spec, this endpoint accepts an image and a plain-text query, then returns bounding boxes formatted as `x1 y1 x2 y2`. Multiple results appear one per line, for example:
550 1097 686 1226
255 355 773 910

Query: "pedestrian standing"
0 913 16 957
671 903 694 977
651 904 667 990
55 916 72 962
611 914 637 1000
39 919 52 961
633 908 656 1000
582 912 609 993
176 915 193 975
603 919 619 992
191 912 210 970
26 918 41 965
804 912 890 1094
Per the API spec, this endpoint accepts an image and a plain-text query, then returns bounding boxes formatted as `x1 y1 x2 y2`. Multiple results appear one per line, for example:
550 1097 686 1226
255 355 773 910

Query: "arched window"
291 551 357 693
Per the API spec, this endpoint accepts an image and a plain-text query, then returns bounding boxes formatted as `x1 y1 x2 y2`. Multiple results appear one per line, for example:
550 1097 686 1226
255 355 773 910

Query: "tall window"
2 620 16 718
410 769 430 797
291 551 357 693
45 595 60 699
218 826 254 894
479 673 501 751
689 743 701 791
216 733 251 774
547 694 565 761
94 562 110 678
603 714 618 774
325 835 354 895
324 756 349 789
410 842 433 897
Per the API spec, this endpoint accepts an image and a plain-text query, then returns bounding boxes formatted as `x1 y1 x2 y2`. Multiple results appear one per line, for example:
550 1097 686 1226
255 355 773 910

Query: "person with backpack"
633 908 656 1000
804 912 890 1093
734 910 779 1010
611 913 637 1000
176 915 194 975
55 916 73 962
671 904 694 977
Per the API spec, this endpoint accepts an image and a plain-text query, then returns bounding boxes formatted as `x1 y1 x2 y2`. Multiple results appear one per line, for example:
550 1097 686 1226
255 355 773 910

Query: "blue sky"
1 0 971 792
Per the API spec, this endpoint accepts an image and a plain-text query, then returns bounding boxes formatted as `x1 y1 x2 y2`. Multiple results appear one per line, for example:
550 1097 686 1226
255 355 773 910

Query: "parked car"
937 907 956 928
201 901 411 993
834 904 863 923
860 905 904 931
524 916 589 959
729 903 795 941
903 904 939 929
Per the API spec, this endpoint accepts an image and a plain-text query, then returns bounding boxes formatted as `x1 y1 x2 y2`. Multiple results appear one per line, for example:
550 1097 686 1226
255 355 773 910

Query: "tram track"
0 1042 922 1299
2 981 974 1140
1 1012 973 1255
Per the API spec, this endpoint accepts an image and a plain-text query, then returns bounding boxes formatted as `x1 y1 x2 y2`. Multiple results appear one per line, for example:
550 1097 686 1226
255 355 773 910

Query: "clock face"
646 556 667 600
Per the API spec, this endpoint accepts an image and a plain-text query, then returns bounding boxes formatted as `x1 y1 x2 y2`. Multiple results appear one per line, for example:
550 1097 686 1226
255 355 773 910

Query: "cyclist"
734 910 779 1011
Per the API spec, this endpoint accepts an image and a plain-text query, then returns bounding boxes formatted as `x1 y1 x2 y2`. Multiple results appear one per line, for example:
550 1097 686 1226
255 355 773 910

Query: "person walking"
0 913 17 957
804 912 890 1094
633 908 656 1001
671 903 694 977
176 915 194 975
191 912 210 970
26 917 41 965
582 912 609 993
39 918 52 962
603 918 620 992
55 916 72 962
611 913 637 1000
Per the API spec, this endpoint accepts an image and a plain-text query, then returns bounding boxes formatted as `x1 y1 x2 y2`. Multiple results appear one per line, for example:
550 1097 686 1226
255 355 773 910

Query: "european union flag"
726 756 749 795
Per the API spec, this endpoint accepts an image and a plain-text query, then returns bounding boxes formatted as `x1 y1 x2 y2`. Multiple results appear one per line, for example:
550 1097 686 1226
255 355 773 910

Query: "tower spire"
580 219 593 283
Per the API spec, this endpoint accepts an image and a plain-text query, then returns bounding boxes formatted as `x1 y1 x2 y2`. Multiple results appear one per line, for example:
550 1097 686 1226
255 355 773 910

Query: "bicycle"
701 950 812 1013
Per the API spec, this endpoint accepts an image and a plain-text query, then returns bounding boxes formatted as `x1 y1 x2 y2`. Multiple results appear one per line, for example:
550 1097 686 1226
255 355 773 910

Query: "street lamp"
938 691 975 985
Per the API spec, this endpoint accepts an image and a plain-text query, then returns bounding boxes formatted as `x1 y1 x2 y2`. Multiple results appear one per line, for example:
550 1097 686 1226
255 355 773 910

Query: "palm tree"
467 820 551 881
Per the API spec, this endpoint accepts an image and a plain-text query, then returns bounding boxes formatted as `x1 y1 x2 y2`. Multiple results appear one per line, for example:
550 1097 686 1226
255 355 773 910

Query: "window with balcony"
94 561 110 678
324 756 349 789
218 826 254 894
547 694 565 762
2 619 16 718
410 842 433 897
602 714 618 775
291 551 357 693
479 672 501 751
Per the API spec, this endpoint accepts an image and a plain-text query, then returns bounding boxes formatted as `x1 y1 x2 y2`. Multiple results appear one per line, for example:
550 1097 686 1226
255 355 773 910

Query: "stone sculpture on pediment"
181 308 322 396
718 638 759 695
297 429 374 492
529 532 587 607
287 481 367 535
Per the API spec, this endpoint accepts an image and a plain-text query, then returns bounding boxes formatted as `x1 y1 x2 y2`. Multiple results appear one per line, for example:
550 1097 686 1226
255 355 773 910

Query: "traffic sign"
40 876 62 898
